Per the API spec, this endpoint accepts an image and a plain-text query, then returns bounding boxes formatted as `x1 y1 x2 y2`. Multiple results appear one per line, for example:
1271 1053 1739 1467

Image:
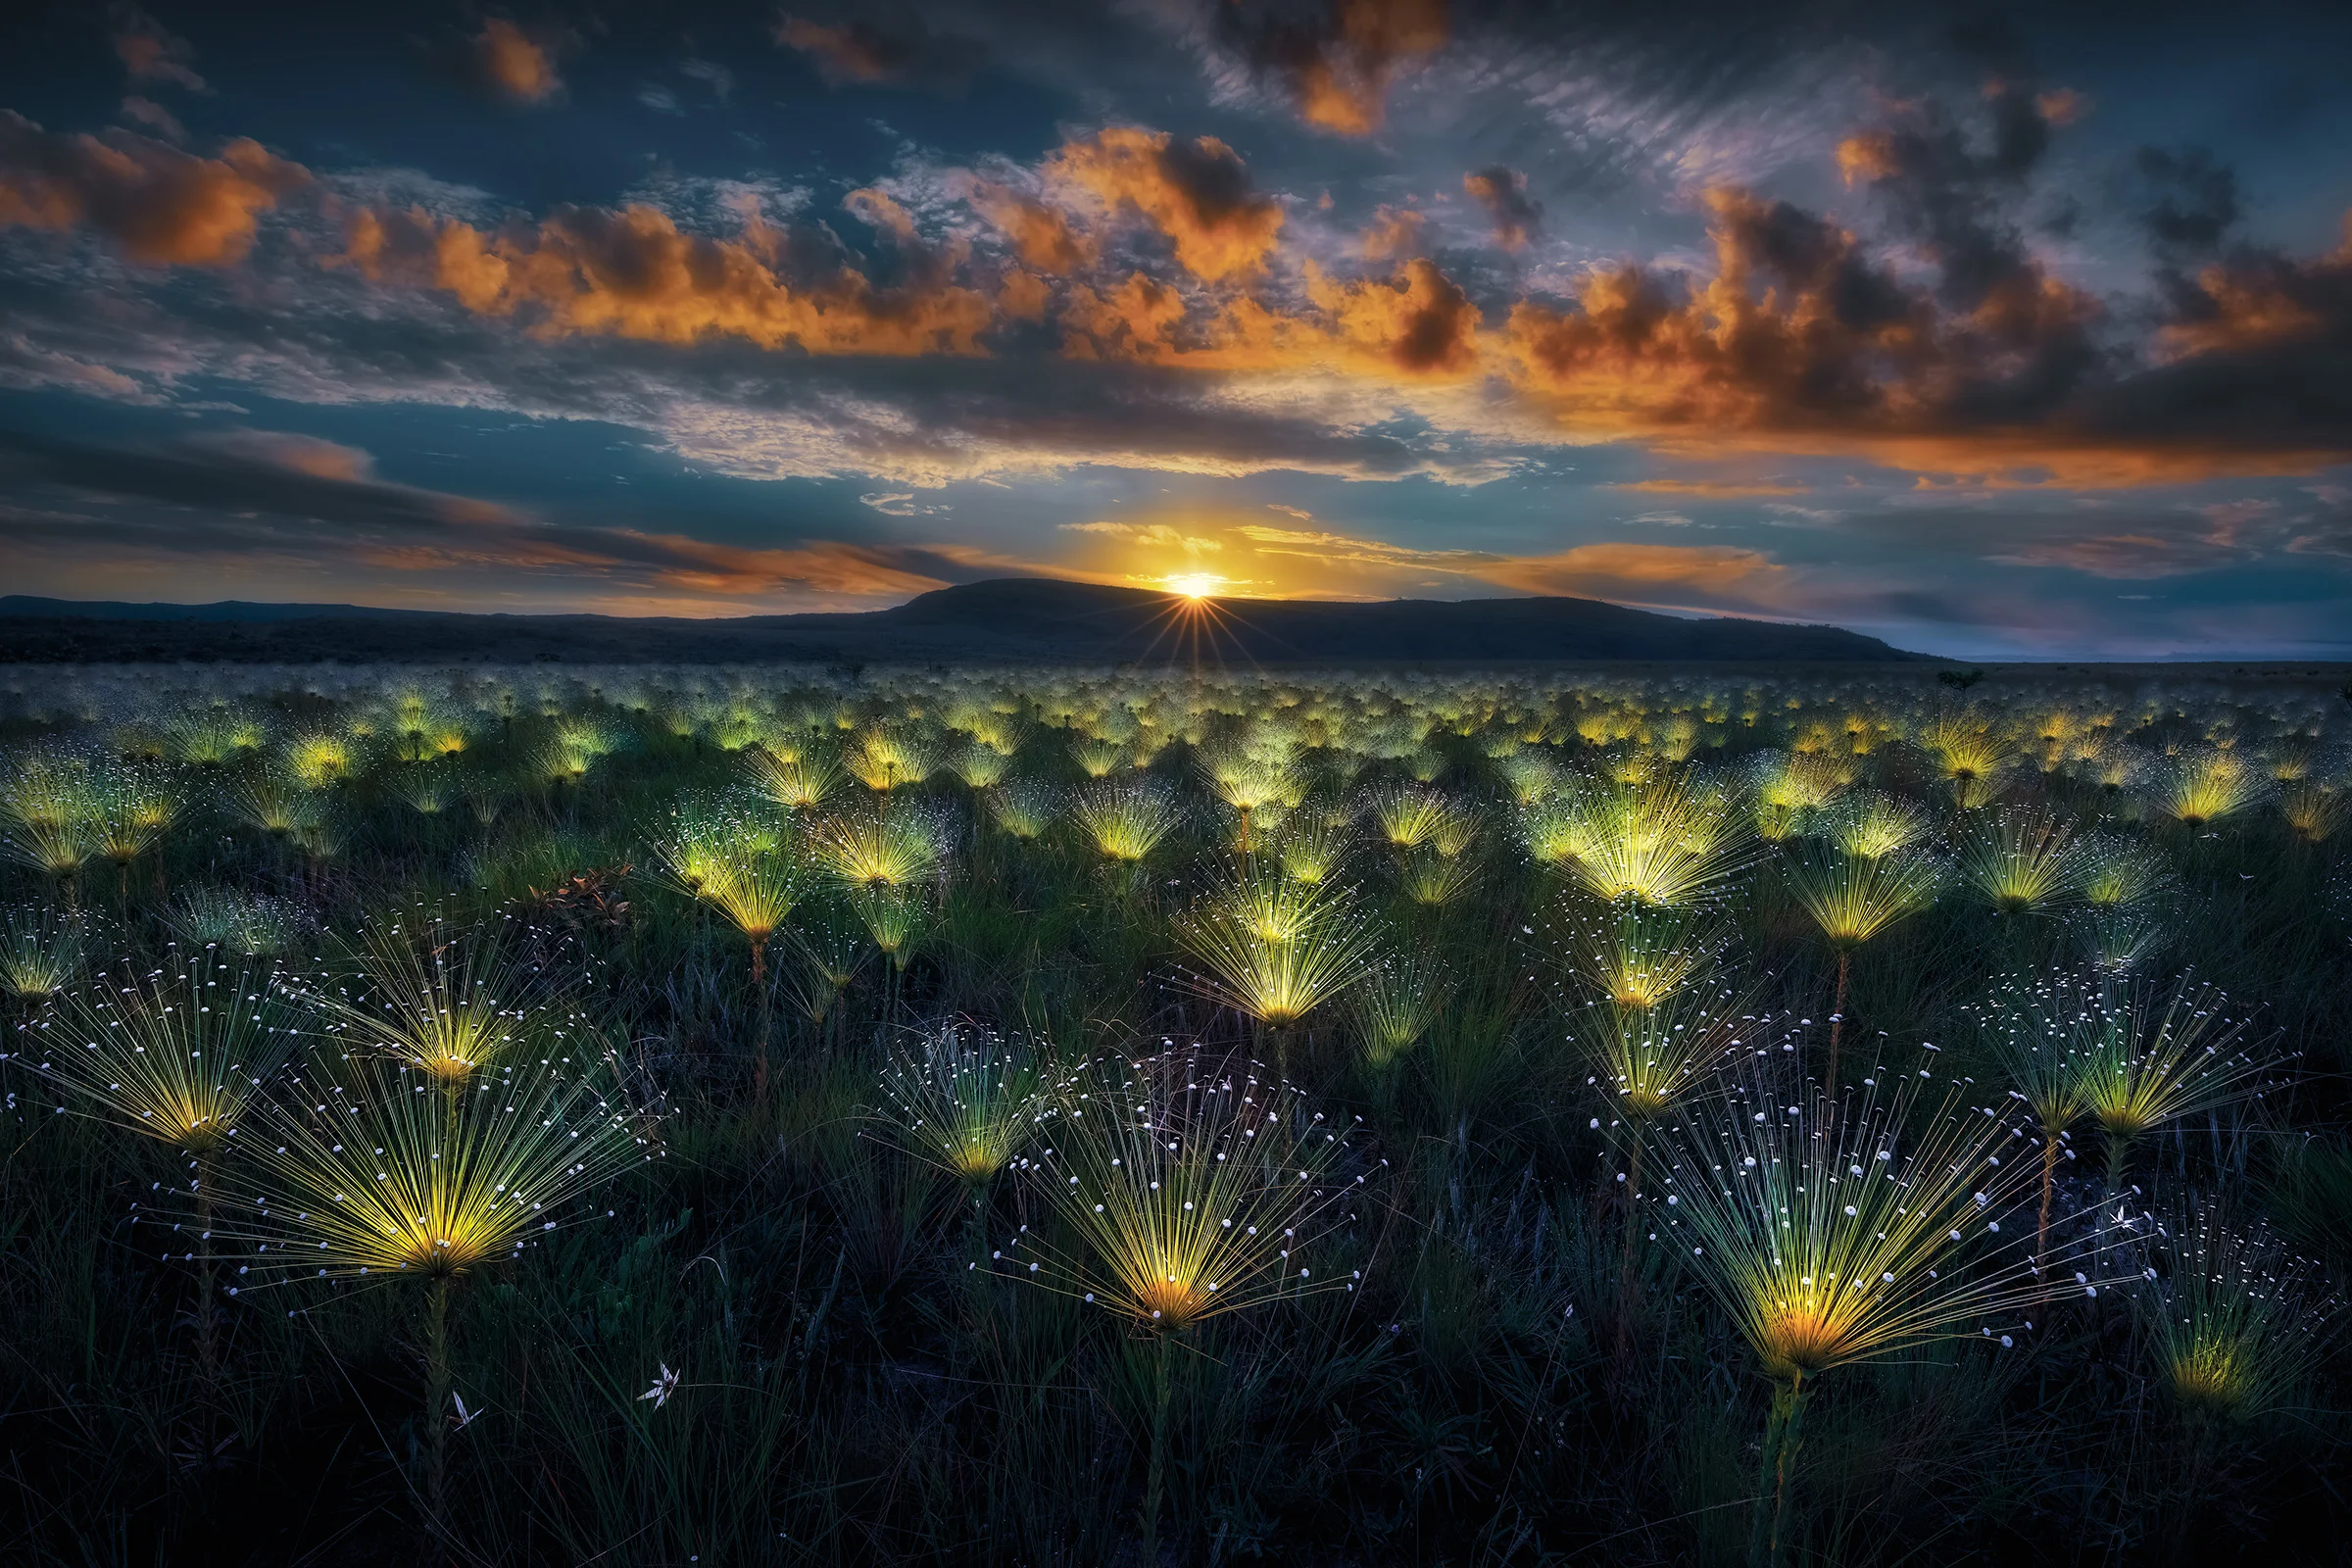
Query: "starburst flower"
1396 846 1479 908
1784 845 1942 1088
1549 902 1727 1013
2071 833 2177 909
2076 978 2270 1189
306 914 571 1086
1365 783 1464 855
1958 808 2082 914
1004 1044 1361 1331
2278 782 2343 844
1272 808 1351 886
1349 950 1446 1068
1577 979 1760 1121
1651 1066 2087 1565
1004 1045 1367 1561
1918 711 2012 809
811 800 951 890
1172 859 1376 1030
984 776 1060 841
1966 971 2108 1264
1748 751 1848 842
2139 1199 2329 1426
745 747 843 813
874 1025 1045 1189
220 1043 661 1537
844 725 942 792
172 885 311 957
222 1041 660 1283
2149 751 2267 828
1 904 87 1003
1823 790 1932 859
1071 777 1184 863
1561 769 1759 908
24 945 292 1154
286 732 352 790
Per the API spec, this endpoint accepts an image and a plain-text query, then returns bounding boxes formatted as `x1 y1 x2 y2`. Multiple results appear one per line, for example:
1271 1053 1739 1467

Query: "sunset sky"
3 0 2349 657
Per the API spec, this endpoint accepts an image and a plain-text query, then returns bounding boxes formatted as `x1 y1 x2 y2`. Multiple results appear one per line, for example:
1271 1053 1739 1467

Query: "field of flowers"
1 662 2347 1566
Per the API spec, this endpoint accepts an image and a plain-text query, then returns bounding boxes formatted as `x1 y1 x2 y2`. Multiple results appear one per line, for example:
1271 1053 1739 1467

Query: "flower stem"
1749 1373 1810 1568
1826 950 1851 1096
422 1274 452 1553
1142 1332 1175 1565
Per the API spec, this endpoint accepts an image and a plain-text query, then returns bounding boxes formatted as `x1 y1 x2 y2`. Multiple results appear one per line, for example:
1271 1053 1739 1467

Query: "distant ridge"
0 579 1930 664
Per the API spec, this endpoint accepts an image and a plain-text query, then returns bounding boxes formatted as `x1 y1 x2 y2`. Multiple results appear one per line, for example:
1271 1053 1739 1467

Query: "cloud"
1462 167 1540 251
1834 37 2071 315
0 331 160 402
1356 205 1423 261
1612 478 1804 498
1048 126 1284 282
968 181 1094 272
459 20 564 106
1477 541 1784 603
2132 147 2239 256
1215 0 1448 135
0 426 1014 606
2154 216 2352 360
1986 533 2233 579
336 198 993 355
1502 181 2352 485
774 14 981 88
1235 521 1489 569
0 112 308 267
118 97 186 142
0 427 525 529
109 5 205 91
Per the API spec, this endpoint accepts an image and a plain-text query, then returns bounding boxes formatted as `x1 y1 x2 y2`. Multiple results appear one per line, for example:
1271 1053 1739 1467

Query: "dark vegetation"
0 579 1926 664
0 661 2347 1567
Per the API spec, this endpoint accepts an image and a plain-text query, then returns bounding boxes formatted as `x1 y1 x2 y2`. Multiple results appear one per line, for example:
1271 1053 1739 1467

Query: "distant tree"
1937 668 1985 691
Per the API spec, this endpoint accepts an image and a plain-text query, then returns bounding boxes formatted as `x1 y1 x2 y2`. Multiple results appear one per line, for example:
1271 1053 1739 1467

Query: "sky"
1 0 2349 659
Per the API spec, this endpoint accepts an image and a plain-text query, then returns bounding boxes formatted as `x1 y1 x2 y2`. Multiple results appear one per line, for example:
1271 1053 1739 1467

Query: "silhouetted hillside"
0 580 1929 664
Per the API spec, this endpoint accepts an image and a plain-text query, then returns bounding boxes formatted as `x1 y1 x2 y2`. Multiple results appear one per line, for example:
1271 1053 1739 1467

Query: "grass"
0 661 2345 1566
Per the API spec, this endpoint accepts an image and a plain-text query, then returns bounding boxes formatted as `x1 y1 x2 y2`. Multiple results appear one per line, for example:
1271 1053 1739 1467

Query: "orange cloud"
1462 166 1538 250
1357 204 1424 260
776 18 908 84
1494 185 2350 485
1987 533 2229 579
2156 215 2352 360
0 112 307 266
968 181 1095 272
359 528 962 599
1048 127 1284 282
1613 479 1807 498
1056 254 1482 381
1304 256 1479 374
338 201 993 355
1477 542 1783 600
1249 0 1449 135
110 6 205 91
467 20 562 105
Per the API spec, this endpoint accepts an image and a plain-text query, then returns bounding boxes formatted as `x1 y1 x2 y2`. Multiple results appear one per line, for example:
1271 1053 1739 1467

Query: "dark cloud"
0 427 522 530
773 11 986 89
2132 146 2241 255
1462 166 1539 251
108 4 205 92
1048 127 1285 282
1213 0 1449 135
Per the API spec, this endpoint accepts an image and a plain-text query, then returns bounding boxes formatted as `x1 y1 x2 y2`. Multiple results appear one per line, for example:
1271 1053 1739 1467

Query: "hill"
0 580 1929 664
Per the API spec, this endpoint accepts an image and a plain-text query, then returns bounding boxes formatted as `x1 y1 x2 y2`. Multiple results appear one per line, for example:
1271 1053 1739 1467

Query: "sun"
1165 572 1226 600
